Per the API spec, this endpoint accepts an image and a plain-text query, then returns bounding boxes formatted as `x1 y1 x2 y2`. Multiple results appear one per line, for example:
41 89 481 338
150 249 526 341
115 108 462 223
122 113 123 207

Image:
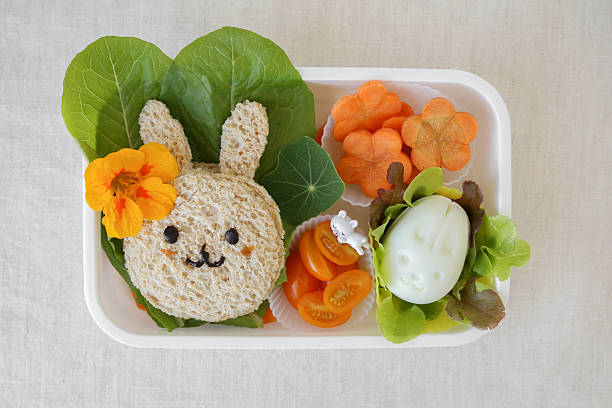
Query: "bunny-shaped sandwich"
124 100 285 322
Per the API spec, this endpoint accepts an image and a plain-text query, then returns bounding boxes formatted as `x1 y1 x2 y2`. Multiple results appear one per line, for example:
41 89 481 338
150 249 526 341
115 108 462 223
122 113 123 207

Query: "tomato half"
283 251 321 309
320 262 358 290
298 229 336 281
297 291 352 328
323 269 372 314
314 221 360 265
263 307 277 324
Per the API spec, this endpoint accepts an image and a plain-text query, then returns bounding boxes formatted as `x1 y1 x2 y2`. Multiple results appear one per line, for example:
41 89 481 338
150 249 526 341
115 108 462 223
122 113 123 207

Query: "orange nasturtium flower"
84 143 178 238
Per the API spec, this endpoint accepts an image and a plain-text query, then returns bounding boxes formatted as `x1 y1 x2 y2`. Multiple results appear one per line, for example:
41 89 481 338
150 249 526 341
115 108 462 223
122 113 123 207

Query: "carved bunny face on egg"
380 195 470 304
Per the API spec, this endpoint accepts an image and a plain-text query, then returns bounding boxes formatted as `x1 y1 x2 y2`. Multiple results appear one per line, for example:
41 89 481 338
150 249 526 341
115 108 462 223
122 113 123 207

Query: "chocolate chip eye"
163 225 179 244
225 228 239 245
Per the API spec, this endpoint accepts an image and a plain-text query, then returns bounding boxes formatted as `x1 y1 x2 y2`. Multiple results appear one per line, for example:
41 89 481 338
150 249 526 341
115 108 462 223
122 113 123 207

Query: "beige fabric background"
1 0 610 406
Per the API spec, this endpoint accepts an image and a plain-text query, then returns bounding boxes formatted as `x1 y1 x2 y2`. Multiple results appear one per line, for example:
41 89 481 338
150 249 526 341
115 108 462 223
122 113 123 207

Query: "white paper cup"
268 214 375 331
321 83 474 207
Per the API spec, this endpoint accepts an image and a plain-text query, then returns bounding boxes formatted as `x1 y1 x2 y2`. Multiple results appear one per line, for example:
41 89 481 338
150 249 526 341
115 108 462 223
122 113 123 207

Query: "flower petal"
138 143 178 183
134 177 177 220
441 142 471 171
448 112 478 144
84 158 114 211
337 155 369 184
103 148 145 176
372 128 403 157
342 130 373 159
102 197 143 238
422 97 455 133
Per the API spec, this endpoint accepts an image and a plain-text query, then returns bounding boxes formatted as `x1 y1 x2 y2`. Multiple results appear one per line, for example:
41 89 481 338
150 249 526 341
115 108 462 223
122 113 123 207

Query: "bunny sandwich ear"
219 101 268 179
139 100 193 175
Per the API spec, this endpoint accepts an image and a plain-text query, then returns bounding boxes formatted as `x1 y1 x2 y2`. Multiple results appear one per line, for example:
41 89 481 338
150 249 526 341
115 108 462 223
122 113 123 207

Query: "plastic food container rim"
83 67 512 349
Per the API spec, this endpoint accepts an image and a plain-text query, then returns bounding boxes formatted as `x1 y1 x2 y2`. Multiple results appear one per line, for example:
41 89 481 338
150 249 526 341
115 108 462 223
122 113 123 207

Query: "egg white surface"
380 195 470 304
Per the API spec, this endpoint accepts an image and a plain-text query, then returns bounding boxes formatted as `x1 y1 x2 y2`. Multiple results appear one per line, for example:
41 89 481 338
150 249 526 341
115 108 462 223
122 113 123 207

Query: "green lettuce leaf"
403 167 444 205
160 26 316 181
376 295 426 344
469 212 531 281
261 137 344 227
369 165 529 342
416 300 445 321
216 301 268 328
62 36 172 161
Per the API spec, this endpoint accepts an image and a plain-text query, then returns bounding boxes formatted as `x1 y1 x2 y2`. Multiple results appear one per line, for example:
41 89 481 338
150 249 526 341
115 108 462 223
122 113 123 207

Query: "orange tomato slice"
314 221 360 265
323 270 372 314
298 229 336 281
297 291 352 328
283 251 321 309
263 307 277 324
320 262 358 290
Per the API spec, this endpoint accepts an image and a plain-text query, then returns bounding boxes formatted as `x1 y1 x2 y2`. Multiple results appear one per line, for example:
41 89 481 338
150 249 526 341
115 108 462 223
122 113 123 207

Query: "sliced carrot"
331 81 401 142
401 97 477 171
408 166 421 183
381 116 408 133
337 128 412 197
399 102 414 116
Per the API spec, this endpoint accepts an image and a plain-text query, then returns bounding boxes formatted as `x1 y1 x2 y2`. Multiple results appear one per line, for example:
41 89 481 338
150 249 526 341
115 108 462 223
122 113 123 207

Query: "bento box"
83 67 512 349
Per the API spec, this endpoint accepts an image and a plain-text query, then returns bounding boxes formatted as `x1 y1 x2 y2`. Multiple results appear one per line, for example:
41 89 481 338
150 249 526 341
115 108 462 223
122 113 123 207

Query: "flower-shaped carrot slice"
399 102 414 116
331 81 401 142
382 116 408 133
381 102 414 132
337 128 412 197
401 97 477 171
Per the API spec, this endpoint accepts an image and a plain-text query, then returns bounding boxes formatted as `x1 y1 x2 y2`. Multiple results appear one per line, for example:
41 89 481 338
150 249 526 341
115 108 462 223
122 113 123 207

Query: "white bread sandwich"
124 100 285 322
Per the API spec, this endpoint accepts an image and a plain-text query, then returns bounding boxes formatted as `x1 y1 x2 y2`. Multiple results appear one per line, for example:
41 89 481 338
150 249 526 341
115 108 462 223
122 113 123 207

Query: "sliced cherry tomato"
130 290 147 311
314 220 360 265
263 307 277 324
298 229 336 281
323 269 372 314
314 125 324 145
297 291 352 328
320 262 358 290
283 251 321 309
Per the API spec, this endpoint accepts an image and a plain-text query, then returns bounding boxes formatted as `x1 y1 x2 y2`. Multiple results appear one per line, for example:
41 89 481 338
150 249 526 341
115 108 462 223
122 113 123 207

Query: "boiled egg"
380 195 470 304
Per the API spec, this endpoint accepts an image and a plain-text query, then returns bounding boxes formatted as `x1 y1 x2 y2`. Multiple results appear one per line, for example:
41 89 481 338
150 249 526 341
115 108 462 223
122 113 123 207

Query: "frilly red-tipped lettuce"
369 166 530 344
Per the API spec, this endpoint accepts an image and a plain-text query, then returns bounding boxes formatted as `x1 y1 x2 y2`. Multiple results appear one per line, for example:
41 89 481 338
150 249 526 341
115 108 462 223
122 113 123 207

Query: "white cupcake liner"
321 82 474 207
269 214 375 332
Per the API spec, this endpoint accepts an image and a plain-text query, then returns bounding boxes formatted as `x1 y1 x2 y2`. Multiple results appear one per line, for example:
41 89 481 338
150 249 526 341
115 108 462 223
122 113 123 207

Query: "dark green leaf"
261 137 344 227
62 36 172 160
160 27 315 181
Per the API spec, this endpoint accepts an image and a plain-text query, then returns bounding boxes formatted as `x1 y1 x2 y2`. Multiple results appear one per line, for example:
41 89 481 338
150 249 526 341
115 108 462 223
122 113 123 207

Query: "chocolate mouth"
185 244 225 268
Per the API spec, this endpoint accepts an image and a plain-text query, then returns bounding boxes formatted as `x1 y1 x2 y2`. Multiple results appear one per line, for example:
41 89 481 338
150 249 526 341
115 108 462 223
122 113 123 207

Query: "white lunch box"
83 67 511 349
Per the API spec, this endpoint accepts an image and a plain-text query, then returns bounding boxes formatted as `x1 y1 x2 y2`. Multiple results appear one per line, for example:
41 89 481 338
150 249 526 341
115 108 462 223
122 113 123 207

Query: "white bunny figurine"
330 210 368 255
